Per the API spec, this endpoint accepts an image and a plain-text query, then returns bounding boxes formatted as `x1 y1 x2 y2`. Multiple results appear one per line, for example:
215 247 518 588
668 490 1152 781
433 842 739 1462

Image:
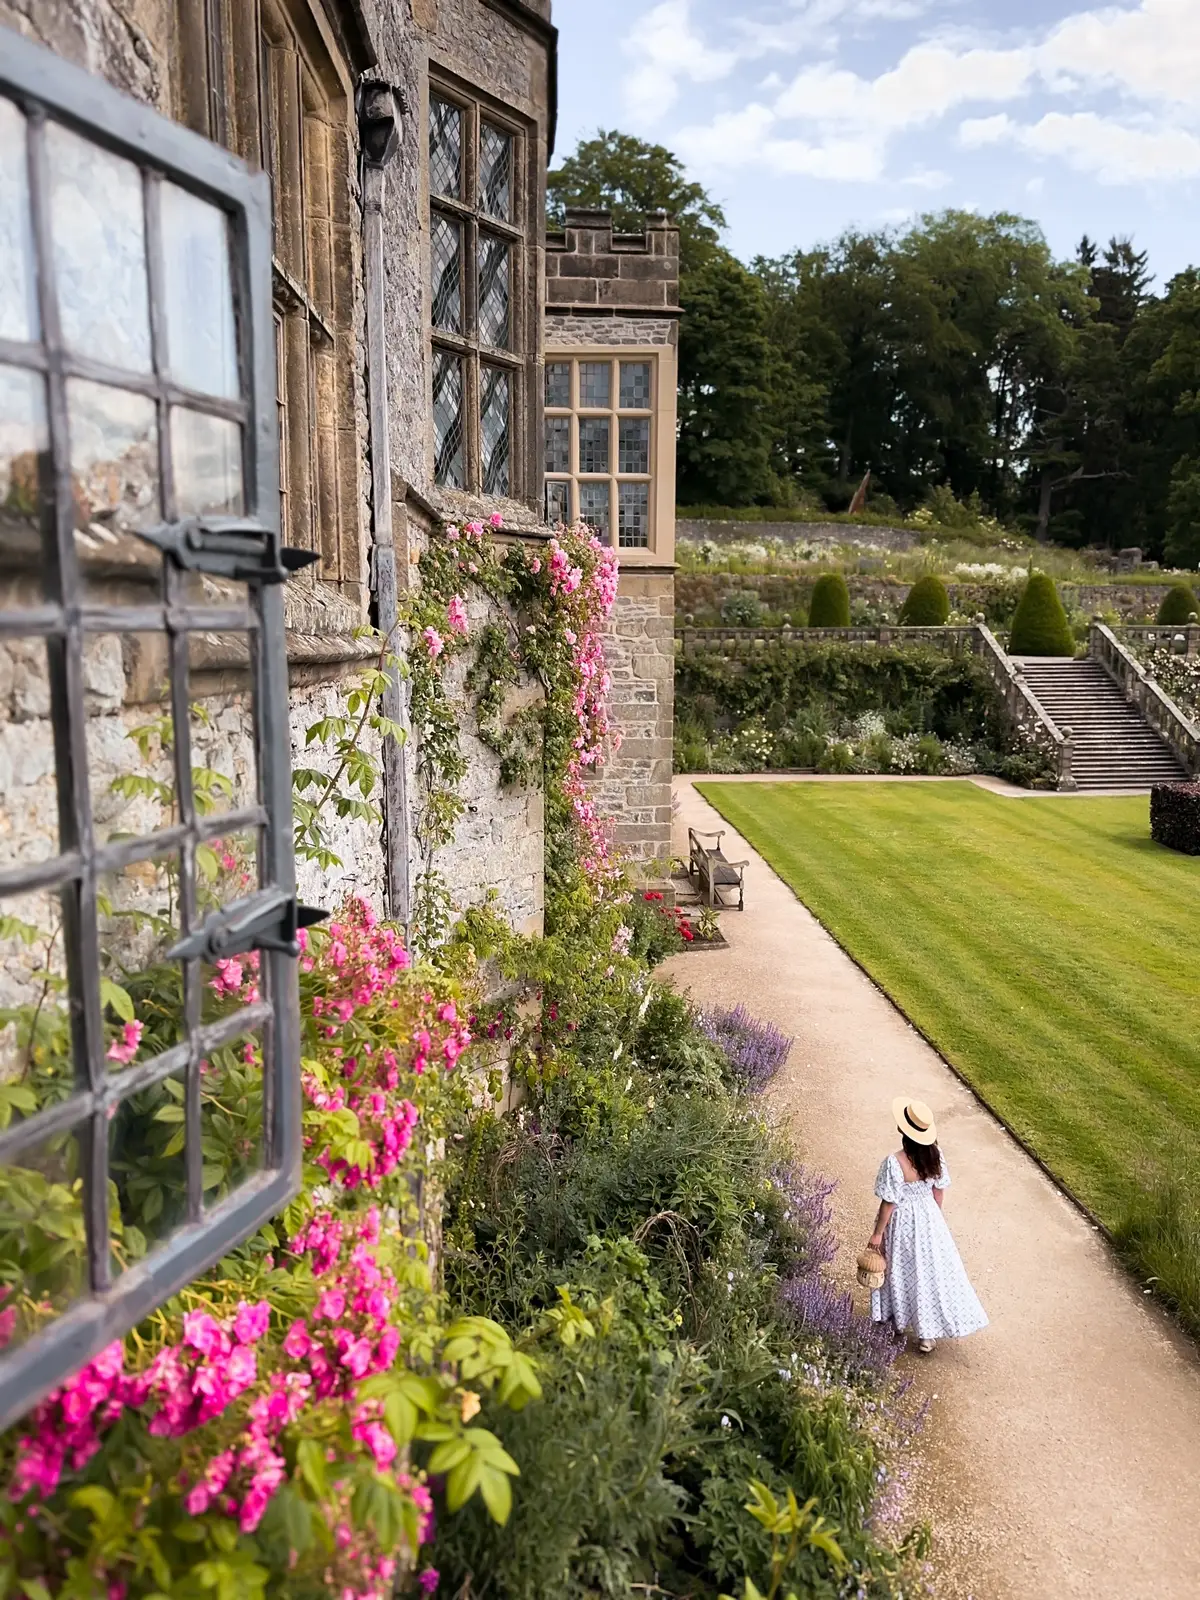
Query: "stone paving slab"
662 778 1200 1600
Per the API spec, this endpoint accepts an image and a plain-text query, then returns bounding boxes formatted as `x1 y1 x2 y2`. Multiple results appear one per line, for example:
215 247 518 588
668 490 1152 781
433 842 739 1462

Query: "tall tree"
546 130 726 274
677 252 777 506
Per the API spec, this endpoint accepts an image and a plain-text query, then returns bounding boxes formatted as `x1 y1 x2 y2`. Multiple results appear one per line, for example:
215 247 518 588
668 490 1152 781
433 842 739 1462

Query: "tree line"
548 131 1200 564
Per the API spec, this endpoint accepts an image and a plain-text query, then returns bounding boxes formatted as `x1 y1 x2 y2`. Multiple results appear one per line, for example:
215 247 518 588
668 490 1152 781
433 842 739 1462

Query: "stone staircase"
1014 657 1188 790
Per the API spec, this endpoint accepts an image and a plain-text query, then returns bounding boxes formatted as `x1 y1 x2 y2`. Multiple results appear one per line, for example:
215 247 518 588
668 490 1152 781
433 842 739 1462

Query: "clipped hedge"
898 574 950 625
677 641 1000 740
1008 572 1075 656
1150 782 1200 854
808 572 851 627
1156 583 1199 625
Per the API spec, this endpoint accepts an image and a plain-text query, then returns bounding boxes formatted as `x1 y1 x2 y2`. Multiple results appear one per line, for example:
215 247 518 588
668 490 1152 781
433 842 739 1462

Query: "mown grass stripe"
696 781 1200 1230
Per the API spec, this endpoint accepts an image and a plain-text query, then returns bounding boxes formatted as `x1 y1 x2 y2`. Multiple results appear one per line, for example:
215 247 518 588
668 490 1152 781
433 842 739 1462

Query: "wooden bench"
687 827 748 910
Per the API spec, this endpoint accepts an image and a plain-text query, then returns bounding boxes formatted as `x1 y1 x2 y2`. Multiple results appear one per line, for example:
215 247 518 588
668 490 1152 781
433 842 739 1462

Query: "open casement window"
543 355 656 550
428 86 531 499
0 31 311 1429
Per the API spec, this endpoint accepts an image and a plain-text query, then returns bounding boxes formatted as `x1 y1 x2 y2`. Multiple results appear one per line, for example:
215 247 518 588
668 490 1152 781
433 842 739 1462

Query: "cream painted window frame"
544 349 673 560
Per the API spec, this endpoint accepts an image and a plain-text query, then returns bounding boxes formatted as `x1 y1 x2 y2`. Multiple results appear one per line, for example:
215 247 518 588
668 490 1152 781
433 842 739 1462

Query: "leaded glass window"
481 366 510 496
542 356 656 550
545 478 570 525
545 416 570 473
432 214 462 333
579 362 610 408
429 96 462 199
428 89 527 496
0 29 308 1429
579 418 610 475
619 482 650 548
479 122 512 221
545 361 570 409
578 481 610 541
433 351 465 489
478 235 510 350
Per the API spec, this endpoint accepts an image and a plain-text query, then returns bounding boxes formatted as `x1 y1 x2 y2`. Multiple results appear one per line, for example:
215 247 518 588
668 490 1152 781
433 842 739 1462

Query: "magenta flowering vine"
0 896 537 1600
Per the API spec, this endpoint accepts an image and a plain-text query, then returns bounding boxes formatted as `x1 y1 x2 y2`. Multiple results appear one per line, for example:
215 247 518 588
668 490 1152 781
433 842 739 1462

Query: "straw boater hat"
893 1096 937 1145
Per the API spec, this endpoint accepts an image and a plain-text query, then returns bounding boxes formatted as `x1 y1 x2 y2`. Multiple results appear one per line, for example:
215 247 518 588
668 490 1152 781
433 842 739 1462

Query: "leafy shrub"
807 573 851 628
435 982 921 1600
1154 582 1199 625
898 574 950 625
722 589 764 626
1150 781 1200 855
1007 573 1076 656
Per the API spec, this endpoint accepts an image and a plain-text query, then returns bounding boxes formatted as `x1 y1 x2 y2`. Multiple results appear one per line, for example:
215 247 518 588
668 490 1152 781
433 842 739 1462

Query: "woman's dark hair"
903 1134 943 1182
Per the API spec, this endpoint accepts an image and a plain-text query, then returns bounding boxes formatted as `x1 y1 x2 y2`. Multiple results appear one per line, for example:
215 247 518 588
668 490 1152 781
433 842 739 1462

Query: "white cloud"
639 0 1200 192
622 1 738 122
963 110 1200 183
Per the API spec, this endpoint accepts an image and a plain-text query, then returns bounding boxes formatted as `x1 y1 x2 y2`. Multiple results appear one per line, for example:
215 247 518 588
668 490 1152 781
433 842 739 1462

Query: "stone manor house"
0 0 678 953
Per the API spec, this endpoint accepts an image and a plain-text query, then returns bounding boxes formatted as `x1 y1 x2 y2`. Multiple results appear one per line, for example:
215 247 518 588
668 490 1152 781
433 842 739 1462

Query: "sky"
551 0 1200 288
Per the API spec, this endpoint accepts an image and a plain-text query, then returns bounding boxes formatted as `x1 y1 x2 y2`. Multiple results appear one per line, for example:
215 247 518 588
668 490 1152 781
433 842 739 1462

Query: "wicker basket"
856 1247 886 1291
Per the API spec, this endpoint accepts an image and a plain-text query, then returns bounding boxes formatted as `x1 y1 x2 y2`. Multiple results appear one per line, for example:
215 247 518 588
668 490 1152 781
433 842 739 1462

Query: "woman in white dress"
866 1097 988 1354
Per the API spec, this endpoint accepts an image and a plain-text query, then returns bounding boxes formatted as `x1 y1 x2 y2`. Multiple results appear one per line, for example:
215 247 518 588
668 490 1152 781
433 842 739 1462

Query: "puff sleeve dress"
870 1153 988 1341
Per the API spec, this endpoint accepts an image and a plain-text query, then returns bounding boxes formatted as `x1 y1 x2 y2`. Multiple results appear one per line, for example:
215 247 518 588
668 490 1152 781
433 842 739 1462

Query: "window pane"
545 479 570 525
481 365 510 497
578 417 609 474
619 481 650 548
579 361 611 408
160 182 238 399
429 97 462 200
578 481 609 542
0 1125 86 1352
619 418 650 475
619 361 652 409
67 378 160 533
545 361 570 408
433 350 464 487
171 408 244 516
478 234 510 350
431 213 462 333
479 122 512 221
545 415 569 473
47 121 151 373
0 99 38 343
0 365 47 544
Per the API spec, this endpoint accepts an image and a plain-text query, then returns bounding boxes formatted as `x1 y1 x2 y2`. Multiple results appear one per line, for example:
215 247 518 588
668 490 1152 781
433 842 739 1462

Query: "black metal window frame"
0 30 306 1429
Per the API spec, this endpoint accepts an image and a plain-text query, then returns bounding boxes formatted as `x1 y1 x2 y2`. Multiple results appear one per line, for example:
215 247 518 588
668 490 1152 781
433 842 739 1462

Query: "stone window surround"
425 68 538 505
543 343 677 567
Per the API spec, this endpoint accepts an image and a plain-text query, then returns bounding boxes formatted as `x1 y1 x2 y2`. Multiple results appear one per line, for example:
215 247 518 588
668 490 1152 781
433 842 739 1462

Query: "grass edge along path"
694 779 1200 1335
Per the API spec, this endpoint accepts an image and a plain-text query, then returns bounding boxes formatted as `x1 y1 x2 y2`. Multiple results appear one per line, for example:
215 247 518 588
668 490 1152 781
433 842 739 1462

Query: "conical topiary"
1008 573 1076 656
1156 582 1199 625
808 572 851 627
899 574 951 625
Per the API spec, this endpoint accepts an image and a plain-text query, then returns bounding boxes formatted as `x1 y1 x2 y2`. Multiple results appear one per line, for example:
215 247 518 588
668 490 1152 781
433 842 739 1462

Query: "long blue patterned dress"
870 1152 988 1341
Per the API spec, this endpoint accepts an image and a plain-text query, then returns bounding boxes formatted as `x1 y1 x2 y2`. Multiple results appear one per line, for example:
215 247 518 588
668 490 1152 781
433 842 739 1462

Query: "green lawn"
696 780 1200 1322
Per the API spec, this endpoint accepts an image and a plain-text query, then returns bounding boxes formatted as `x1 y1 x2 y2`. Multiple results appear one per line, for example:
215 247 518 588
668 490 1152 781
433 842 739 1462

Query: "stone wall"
546 210 682 317
590 573 674 868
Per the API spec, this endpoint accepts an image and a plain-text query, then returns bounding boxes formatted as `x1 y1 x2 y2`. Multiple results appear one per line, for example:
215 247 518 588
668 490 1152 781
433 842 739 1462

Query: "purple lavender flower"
772 1162 837 1275
778 1272 904 1381
701 1004 792 1091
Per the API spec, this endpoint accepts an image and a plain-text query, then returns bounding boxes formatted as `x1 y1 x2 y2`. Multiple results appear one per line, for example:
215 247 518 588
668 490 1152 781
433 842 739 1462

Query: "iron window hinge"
168 888 328 963
136 517 321 584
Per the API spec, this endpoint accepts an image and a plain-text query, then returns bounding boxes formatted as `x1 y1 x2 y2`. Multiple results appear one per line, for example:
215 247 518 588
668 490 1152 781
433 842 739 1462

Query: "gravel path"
662 778 1200 1600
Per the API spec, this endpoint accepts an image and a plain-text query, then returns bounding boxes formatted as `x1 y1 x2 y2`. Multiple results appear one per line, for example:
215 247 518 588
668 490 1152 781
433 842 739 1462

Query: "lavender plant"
702 1004 793 1092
